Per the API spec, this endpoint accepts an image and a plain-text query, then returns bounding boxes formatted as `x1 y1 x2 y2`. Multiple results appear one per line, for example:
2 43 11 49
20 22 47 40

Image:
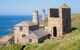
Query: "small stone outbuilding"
14 21 49 45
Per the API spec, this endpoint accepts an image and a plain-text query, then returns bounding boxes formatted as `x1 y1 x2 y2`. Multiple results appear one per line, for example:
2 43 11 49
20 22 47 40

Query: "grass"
0 44 22 50
0 14 80 50
24 44 39 50
0 36 2 38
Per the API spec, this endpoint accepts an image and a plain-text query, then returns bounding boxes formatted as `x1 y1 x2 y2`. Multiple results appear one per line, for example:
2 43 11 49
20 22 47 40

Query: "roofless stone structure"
45 4 71 38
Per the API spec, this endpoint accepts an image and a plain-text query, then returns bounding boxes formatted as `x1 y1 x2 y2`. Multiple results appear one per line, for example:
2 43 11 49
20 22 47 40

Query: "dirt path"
0 34 13 43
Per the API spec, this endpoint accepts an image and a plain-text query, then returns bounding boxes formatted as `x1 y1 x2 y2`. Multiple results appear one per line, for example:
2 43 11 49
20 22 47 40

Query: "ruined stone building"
13 9 49 45
39 9 47 28
13 4 71 44
45 4 71 38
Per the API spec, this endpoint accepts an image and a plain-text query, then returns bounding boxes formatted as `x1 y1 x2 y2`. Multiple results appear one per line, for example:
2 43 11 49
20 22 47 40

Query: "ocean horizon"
0 15 42 36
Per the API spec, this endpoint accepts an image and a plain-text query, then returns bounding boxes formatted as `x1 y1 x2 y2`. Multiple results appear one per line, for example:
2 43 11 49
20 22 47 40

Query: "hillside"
0 14 80 50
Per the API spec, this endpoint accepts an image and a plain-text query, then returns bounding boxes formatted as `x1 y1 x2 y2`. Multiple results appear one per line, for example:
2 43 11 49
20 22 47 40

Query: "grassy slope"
24 14 80 50
0 44 22 50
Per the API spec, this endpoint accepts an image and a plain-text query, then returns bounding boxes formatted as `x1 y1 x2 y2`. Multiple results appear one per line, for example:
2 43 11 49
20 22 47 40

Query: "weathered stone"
45 4 71 38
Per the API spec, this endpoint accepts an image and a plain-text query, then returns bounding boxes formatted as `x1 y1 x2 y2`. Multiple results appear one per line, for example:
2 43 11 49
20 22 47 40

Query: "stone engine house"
13 4 71 44
45 4 71 38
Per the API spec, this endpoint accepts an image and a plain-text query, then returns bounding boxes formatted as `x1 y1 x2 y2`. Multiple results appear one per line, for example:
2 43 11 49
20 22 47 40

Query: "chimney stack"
42 9 46 21
32 9 39 25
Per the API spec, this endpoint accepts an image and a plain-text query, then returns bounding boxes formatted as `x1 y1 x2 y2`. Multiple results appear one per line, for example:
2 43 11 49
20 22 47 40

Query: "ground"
0 34 13 43
0 14 80 50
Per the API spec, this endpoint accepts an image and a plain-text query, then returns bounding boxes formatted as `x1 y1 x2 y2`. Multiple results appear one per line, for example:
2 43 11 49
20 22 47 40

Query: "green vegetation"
24 44 39 50
0 14 80 50
0 36 2 38
0 44 22 50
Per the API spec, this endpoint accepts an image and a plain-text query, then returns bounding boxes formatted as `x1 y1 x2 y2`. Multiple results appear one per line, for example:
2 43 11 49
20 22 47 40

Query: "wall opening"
29 39 32 42
53 27 57 37
50 8 59 18
20 27 23 31
22 34 26 38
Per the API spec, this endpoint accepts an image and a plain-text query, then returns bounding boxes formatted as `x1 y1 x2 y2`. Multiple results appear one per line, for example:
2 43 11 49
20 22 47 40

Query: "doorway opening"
53 27 57 37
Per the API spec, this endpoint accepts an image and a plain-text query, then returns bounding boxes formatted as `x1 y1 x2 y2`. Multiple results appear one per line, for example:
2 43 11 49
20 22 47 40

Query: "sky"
0 0 80 15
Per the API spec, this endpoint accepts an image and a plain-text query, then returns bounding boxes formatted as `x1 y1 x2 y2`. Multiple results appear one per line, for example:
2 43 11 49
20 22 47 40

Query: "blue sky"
0 0 80 15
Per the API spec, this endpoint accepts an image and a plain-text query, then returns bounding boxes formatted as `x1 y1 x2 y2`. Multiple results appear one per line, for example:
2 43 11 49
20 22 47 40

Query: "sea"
0 15 42 36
